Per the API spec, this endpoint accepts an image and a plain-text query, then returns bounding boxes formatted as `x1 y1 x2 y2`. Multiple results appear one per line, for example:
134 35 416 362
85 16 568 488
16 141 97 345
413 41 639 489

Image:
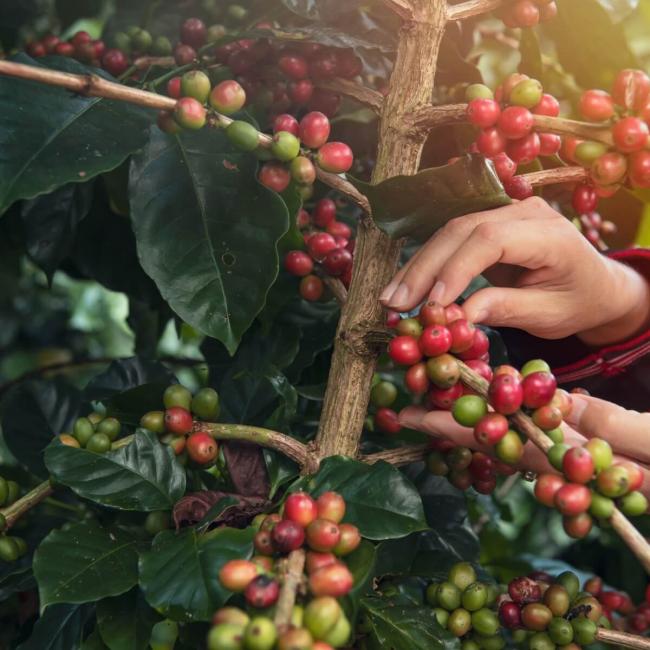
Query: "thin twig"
522 167 589 187
0 481 54 531
596 629 650 650
316 78 384 113
360 443 429 466
323 278 348 305
273 549 306 633
315 169 371 216
133 55 175 69
458 361 650 575
447 0 506 21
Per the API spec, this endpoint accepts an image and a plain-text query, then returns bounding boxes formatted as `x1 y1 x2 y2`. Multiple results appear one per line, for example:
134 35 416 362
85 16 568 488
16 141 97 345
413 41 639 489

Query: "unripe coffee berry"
510 78 543 108
181 70 211 103
316 491 346 523
174 97 206 130
426 354 460 389
333 523 361 556
452 395 488 427
271 131 300 162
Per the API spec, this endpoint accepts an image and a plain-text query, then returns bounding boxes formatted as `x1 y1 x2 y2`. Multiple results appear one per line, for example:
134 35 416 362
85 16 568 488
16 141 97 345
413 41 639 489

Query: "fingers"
565 395 650 464
380 199 557 312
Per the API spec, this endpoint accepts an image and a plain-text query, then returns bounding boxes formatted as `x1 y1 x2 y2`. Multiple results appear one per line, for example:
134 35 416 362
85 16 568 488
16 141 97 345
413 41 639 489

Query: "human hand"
380 197 650 345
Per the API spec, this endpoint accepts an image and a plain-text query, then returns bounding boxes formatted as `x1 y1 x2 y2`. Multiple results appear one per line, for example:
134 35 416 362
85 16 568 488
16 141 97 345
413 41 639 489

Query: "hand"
380 197 650 345
399 393 650 496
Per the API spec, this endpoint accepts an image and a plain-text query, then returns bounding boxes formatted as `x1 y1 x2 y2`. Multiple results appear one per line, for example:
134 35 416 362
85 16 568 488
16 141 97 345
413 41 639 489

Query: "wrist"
578 260 650 347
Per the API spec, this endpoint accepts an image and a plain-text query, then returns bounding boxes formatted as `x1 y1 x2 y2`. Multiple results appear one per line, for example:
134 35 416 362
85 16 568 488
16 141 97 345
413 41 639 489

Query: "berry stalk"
0 480 53 531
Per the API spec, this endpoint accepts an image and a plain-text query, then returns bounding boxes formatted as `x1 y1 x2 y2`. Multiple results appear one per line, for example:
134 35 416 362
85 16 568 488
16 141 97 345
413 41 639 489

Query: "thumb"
463 287 551 335
566 394 650 464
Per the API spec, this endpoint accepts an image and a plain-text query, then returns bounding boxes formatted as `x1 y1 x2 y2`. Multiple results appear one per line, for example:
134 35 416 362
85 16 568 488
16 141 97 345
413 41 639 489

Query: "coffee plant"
1 0 650 648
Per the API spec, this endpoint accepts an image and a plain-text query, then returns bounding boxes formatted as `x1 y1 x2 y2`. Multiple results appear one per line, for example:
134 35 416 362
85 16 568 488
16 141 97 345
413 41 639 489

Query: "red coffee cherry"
164 407 193 435
210 80 247 115
157 110 181 134
508 576 542 605
305 551 338 574
580 89 615 121
335 49 363 78
272 520 305 553
465 359 493 383
181 18 206 48
259 163 291 192
476 127 507 157
254 529 276 556
273 113 300 136
299 112 331 149
186 432 218 464
506 133 541 165
174 43 196 66
71 30 91 47
532 404 563 430
316 492 346 523
499 601 522 629
313 198 337 227
375 407 401 435
534 473 565 507
469 451 494 481
448 319 476 354
628 150 650 188
277 53 309 80
612 116 649 153
521 371 557 409
307 232 338 260
419 325 452 357
327 221 352 238
288 78 314 105
245 575 280 608
306 519 341 552
316 142 354 173
562 447 595 484
491 152 517 182
554 483 592 515
458 328 490 360
323 248 352 276
167 76 182 99
405 362 429 394
428 383 463 410
497 106 534 139
532 93 560 117
503 176 533 200
284 250 313 277
219 559 260 592
538 133 562 156
388 336 422 366
612 69 650 110
174 97 206 130
300 275 324 302
309 562 354 597
55 41 75 56
572 183 598 214
284 492 318 527
101 49 129 76
563 512 593 539
467 99 501 128
334 523 361 556
488 374 524 415
473 413 509 445
591 152 627 186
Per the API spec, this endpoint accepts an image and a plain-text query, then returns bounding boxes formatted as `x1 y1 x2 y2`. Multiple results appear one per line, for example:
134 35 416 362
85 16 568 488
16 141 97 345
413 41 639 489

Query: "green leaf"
97 588 159 650
33 521 139 607
17 603 93 650
291 457 427 540
341 539 376 619
1 377 82 477
518 29 544 82
82 628 110 650
105 383 170 428
44 430 186 511
129 126 290 354
0 55 152 215
361 596 460 650
139 527 255 622
264 449 299 499
545 0 637 89
350 156 510 242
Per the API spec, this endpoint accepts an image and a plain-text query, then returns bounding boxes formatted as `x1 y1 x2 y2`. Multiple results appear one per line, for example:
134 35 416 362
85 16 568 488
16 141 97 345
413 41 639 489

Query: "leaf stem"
0 481 54 530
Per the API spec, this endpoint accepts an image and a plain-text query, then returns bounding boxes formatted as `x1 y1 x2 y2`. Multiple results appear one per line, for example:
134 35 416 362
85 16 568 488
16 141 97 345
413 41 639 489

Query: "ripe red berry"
288 79 314 105
538 133 562 156
418 325 452 357
503 176 533 200
498 106 534 139
306 519 341 552
534 473 565 507
299 112 331 149
272 520 305 553
71 30 91 47
305 551 337 574
491 152 517 181
445 319 474 354
174 43 196 66
499 601 522 629
284 492 318 527
388 335 422 366
167 76 182 99
467 99 501 128
532 93 560 117
300 275 324 302
419 302 447 326
273 113 300 136
245 575 280 608
563 512 593 539
174 97 206 130
458 329 490 360
506 132 541 165
521 371 557 409
181 18 206 48
316 142 354 173
473 413 509 446
465 359 493 382
580 89 615 121
488 374 524 415
323 248 352 276
41 34 60 53
278 53 309 80
612 69 650 110
508 576 542 605
476 127 507 157
316 492 345 523
309 562 354 597
164 407 193 435
591 152 627 186
209 80 246 115
571 184 598 214
307 232 337 260
428 383 464 410
186 432 218 464
375 407 401 435
327 221 352 239
612 116 649 153
405 362 429 394
334 523 361 556
259 163 290 192
554 483 591 515
628 150 650 188
562 447 595 484
101 49 129 77
469 451 494 481
313 198 337 227
284 251 313 277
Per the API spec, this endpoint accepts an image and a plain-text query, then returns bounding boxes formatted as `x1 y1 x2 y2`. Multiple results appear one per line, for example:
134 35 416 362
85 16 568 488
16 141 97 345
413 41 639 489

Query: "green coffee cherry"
145 511 171 536
152 36 172 56
426 583 439 606
462 583 488 611
0 536 19 562
130 28 152 52
521 359 551 376
304 597 341 639
476 634 506 650
528 632 554 650
510 79 543 109
575 141 609 167
0 477 8 507
97 417 121 441
465 84 494 101
449 562 477 591
86 433 111 454
12 537 27 557
555 571 580 601
163 385 192 410
191 387 220 421
370 381 398 408
226 121 260 152
452 396 488 428
243 617 276 650
589 492 615 519
140 411 166 434
6 481 19 504
461 640 481 650
271 131 301 162
291 605 303 629
433 608 449 627
73 417 95 447
227 4 248 21
437 581 462 610
548 617 573 645
571 617 597 645
113 32 131 53
471 608 499 636
181 70 212 104
547 443 569 471
618 490 649 516
447 608 472 637
546 427 564 444
323 614 351 646
207 623 245 650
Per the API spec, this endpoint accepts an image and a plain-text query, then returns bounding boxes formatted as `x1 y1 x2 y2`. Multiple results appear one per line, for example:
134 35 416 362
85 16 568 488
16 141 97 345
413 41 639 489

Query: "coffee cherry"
554 483 591 515
94 416 119 441
370 381 397 409
541 584 570 617
510 78 543 109
495 430 524 465
145 511 171 536
462 583 488 611
191 387 220 421
333 523 361 556
316 142 353 173
468 99 501 128
272 115 300 138
186 432 218 465
387 335 422 366
179 17 206 48
417 325 451 357
272 520 305 553
534 473 565 507
259 162 291 192
521 371 557 409
613 116 649 153
73 417 95 447
396 318 423 337
316 492 345 523
164 405 193 435
55 41 75 56
86 432 111 453
447 608 472 637
429 383 463 409
306 519 341 552
522 603 552 631
101 49 129 76
491 152 517 181
209 80 246 115
498 106 534 139
306 552 337 575
465 359 493 383
278 53 309 80
254 530 275 555
309 563 353 597
616 460 644 491
448 319 475 353
299 275 324 302
576 140 609 167
323 248 352 276
59 434 80 448
628 150 650 188
271 131 301 162
612 68 650 110
226 120 260 152
180 70 211 104
174 97 206 130
446 447 472 471
286 79 313 105
580 90 615 121
304 596 341 640
452 395 488 428
571 617 597 645
404 363 429 394
533 93 560 117
564 512 594 538
532 405 563 431
488 374 523 415
299 112 331 149
506 132 541 165
583 438 612 473
509 576 541 605
589 491 615 520
539 133 562 156
474 413 509 445
284 251 313 278
499 601 522 628
618 490 648 516
596 465 630 497
426 354 461 389
591 151 627 186
245 575 280 608
503 176 533 200
477 127 507 157
437 580 462 609
472 608 500 636
466 83 494 101
164 384 192 410
219 559 260 592
375 407 401 434
243 617 277 650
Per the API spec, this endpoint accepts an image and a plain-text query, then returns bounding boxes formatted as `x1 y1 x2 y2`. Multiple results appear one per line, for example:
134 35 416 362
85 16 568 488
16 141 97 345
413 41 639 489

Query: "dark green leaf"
0 55 152 215
546 0 637 89
1 377 82 477
361 596 460 650
21 182 93 280
518 29 544 82
84 357 175 402
341 540 376 618
17 603 93 650
82 628 110 650
291 457 427 540
106 383 169 427
44 430 186 511
129 127 290 354
264 449 299 499
0 567 35 600
97 588 159 650
139 527 255 622
33 521 139 607
351 156 510 242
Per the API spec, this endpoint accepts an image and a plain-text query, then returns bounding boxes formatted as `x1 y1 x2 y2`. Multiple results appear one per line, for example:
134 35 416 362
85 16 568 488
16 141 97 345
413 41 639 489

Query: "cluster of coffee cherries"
139 384 220 465
464 74 561 199
0 476 26 563
213 491 357 649
534 432 646 539
560 69 650 220
577 574 642 631
283 199 356 301
495 0 558 28
497 570 608 649
60 412 122 454
574 212 617 251
368 375 402 435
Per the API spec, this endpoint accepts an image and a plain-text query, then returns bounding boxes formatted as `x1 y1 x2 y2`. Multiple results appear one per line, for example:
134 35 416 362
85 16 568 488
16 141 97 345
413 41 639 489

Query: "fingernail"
388 283 410 308
566 394 588 425
398 409 424 429
430 280 446 304
380 281 399 304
